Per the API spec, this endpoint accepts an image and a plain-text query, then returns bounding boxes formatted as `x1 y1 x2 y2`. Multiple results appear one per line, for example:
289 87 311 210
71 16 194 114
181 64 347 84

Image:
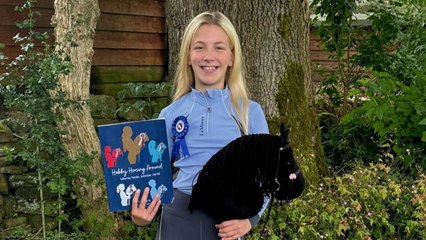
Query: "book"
97 118 174 212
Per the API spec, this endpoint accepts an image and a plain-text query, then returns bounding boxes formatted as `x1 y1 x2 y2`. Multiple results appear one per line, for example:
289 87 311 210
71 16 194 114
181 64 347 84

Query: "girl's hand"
131 187 161 226
216 219 251 240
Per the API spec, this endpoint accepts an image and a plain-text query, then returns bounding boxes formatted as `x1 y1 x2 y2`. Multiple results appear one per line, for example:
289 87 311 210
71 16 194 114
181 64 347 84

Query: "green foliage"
0 0 96 238
319 115 380 170
311 0 370 170
118 215 159 240
1 229 96 240
311 0 357 56
312 0 364 117
117 82 171 119
0 1 169 234
345 1 426 171
343 71 426 170
259 163 426 239
313 0 426 172
355 0 426 78
0 226 31 239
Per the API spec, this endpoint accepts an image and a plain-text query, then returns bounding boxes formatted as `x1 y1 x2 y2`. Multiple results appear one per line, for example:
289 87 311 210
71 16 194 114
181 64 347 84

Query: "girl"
131 11 269 240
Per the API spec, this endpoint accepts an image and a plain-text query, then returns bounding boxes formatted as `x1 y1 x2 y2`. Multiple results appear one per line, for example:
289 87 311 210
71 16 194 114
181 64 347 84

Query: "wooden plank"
310 39 358 51
2 47 165 67
0 0 53 8
90 83 169 97
3 45 165 67
312 61 339 72
34 0 53 8
310 50 358 61
312 73 323 83
0 66 166 82
310 51 332 61
1 46 45 59
312 58 363 71
97 13 165 33
0 6 53 27
310 39 325 51
311 72 333 83
99 0 165 17
92 49 165 66
0 25 54 46
0 66 10 76
312 70 366 83
94 31 165 50
91 66 165 83
0 0 165 16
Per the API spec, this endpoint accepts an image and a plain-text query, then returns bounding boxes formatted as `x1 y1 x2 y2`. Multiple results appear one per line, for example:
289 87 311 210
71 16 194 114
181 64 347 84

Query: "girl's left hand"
215 219 251 240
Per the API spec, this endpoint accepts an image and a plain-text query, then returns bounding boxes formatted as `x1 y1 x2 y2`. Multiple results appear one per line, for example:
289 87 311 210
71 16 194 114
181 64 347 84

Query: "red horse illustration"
104 146 123 168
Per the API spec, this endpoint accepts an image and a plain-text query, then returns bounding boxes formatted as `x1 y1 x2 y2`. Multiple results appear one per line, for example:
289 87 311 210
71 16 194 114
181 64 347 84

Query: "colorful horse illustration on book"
104 146 123 168
148 179 168 200
148 140 167 163
122 126 149 164
116 183 137 207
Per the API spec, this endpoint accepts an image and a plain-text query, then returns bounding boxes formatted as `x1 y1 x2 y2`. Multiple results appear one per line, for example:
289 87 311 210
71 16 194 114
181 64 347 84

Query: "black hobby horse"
188 124 305 222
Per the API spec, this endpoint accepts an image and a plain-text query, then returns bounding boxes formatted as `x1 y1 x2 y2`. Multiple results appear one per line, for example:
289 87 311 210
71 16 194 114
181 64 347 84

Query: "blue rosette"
171 116 190 159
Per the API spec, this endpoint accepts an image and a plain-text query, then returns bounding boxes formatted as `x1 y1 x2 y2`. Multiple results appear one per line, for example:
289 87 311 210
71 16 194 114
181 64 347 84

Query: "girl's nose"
203 54 213 61
203 49 214 61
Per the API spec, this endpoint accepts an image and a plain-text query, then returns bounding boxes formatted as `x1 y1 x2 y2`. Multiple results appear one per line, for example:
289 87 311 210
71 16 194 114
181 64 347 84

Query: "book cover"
97 118 173 212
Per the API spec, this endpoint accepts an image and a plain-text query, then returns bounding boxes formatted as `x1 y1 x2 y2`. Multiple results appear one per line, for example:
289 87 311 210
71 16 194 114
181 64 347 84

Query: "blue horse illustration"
148 140 167 163
148 179 168 200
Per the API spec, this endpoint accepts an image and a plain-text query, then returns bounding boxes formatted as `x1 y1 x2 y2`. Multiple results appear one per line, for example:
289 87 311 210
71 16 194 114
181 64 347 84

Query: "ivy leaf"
414 103 426 115
353 200 362 212
419 118 426 125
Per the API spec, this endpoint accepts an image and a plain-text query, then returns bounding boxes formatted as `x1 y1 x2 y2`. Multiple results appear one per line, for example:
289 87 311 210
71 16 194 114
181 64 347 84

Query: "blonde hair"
173 11 249 134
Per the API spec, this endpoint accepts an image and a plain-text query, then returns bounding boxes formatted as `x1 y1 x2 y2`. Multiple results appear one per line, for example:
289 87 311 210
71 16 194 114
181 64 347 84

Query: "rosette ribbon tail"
171 137 190 159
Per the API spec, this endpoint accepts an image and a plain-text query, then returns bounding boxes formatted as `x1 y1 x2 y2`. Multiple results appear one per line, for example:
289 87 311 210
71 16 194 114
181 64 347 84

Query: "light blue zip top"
159 87 269 195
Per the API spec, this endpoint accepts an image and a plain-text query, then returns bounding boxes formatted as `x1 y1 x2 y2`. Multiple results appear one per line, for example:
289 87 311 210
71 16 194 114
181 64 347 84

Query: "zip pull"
202 91 211 134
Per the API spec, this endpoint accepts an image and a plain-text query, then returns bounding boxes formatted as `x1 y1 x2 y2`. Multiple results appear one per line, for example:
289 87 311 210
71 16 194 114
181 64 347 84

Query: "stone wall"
0 113 59 236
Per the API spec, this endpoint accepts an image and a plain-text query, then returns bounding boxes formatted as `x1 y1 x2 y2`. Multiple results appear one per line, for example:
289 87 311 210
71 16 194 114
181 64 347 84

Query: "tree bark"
52 0 119 237
166 0 328 185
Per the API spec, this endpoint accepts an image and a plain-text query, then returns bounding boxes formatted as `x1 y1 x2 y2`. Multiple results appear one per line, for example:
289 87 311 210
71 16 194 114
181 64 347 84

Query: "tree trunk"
166 0 328 185
52 0 119 237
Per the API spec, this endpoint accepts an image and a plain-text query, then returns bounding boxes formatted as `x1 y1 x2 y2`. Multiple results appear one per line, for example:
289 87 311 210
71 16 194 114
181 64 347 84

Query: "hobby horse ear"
280 123 290 146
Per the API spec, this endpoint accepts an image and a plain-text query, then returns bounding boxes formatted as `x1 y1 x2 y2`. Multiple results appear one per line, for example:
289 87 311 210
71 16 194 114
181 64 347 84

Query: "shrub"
314 0 426 172
343 71 426 171
258 163 426 239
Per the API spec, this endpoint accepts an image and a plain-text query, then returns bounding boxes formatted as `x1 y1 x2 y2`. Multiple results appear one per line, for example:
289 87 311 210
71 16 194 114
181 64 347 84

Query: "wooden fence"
0 0 167 100
1 0 336 97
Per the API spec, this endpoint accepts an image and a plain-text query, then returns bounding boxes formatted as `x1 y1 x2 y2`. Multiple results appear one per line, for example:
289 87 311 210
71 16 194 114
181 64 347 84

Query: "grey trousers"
157 189 220 240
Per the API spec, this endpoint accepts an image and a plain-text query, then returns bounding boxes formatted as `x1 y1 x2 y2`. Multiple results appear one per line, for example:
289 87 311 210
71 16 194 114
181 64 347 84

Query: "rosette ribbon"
171 116 190 159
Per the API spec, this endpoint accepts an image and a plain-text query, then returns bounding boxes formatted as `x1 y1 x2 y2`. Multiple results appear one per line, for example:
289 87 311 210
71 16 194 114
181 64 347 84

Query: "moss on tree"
270 62 328 186
278 14 292 39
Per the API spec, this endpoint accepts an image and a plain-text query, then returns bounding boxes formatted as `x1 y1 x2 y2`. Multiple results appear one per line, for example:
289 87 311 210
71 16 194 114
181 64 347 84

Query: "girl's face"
189 24 234 92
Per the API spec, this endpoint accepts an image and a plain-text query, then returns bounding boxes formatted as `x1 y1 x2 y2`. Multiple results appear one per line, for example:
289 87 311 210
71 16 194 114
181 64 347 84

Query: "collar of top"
190 86 230 100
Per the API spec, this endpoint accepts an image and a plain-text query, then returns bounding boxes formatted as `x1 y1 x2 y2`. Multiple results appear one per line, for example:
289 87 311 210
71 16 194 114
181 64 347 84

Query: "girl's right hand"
131 187 161 226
